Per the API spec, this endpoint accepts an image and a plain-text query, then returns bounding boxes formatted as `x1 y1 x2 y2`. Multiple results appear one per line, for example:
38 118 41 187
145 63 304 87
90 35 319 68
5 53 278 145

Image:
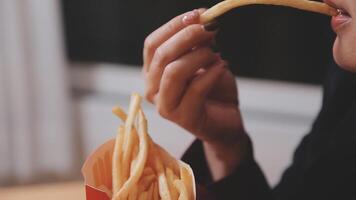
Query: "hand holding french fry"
142 0 337 182
143 9 245 145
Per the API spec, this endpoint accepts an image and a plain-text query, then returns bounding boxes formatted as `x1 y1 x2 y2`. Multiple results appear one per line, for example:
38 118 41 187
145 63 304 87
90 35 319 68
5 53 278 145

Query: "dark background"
61 0 335 84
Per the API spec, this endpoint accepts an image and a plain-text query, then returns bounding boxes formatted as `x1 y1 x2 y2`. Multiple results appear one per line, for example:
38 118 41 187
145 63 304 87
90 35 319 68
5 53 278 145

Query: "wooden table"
0 182 85 200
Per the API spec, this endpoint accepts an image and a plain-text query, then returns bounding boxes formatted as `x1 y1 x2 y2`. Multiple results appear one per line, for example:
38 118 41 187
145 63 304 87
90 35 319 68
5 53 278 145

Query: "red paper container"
82 139 115 200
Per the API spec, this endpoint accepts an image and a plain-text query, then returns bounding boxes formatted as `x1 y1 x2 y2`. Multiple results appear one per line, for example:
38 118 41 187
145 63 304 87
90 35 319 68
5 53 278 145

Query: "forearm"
183 138 273 200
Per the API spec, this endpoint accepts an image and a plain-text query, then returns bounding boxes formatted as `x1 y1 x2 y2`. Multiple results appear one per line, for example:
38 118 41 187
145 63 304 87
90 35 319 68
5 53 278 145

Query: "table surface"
0 182 85 200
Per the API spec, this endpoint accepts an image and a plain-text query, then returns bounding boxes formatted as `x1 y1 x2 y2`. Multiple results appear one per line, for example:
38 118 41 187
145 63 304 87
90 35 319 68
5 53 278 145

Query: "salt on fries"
200 0 338 24
111 93 196 200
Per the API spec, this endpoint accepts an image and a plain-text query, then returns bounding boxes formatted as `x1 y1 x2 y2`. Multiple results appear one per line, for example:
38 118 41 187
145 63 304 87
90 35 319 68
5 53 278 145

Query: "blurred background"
0 0 335 196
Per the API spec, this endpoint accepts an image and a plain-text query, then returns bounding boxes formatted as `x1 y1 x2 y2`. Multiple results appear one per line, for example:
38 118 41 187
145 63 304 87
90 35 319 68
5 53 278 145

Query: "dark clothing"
183 63 356 200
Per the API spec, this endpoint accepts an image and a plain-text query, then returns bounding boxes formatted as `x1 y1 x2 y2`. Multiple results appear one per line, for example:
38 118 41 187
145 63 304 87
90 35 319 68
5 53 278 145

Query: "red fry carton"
82 139 115 200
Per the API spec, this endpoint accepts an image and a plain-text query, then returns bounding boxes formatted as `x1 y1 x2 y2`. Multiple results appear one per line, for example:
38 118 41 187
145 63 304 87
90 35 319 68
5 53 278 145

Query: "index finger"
143 9 205 72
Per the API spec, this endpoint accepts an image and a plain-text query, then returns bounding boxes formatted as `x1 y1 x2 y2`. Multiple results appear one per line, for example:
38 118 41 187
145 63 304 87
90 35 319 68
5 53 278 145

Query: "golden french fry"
128 185 138 200
147 183 154 200
179 162 195 200
139 191 148 200
166 168 179 200
112 126 124 194
174 180 189 200
112 106 127 122
129 131 140 176
200 0 338 24
158 172 172 200
122 94 142 182
153 181 160 200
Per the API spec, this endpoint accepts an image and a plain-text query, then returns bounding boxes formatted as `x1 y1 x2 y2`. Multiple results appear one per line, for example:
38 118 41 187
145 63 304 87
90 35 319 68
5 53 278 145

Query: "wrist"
202 133 252 181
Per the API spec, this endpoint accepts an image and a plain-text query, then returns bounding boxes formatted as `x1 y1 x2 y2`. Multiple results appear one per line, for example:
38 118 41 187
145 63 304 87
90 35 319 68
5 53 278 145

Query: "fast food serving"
82 93 196 200
200 0 338 24
82 1 339 199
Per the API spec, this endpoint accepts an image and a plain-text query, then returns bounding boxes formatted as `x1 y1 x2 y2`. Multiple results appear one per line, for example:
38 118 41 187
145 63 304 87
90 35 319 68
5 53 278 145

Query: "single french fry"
166 168 179 200
174 180 189 200
147 182 155 200
139 191 148 200
200 0 338 24
112 126 125 194
112 106 127 122
158 172 172 200
128 185 138 200
179 162 195 200
153 181 160 200
129 130 140 176
122 93 142 181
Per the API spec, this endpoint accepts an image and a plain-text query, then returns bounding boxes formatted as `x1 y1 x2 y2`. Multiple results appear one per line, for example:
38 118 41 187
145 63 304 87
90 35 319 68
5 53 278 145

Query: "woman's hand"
143 9 249 180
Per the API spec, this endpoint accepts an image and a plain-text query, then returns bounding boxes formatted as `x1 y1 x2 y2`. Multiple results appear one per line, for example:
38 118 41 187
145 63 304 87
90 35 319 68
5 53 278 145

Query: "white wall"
0 0 76 185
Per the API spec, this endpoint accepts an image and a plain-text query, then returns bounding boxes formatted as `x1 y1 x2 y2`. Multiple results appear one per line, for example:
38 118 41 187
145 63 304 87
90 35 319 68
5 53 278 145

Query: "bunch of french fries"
110 93 195 200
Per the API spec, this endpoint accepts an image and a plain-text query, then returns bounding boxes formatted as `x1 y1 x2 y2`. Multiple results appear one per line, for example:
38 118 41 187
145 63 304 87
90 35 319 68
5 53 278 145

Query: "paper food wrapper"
82 139 196 200
82 139 115 200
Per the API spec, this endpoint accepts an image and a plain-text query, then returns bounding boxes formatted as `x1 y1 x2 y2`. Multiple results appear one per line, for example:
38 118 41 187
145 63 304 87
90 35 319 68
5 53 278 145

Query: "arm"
142 8 247 182
183 138 273 200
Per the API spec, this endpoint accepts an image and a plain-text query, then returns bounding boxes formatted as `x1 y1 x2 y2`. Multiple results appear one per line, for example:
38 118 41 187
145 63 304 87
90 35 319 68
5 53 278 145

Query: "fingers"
143 9 204 73
157 47 219 115
178 60 226 122
145 24 216 102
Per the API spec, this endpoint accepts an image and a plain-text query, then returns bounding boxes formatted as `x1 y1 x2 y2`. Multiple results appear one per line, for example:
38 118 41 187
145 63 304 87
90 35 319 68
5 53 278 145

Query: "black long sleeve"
183 63 356 200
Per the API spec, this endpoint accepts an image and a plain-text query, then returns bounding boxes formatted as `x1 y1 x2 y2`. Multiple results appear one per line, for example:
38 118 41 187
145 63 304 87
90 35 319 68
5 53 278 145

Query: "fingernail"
203 21 219 32
182 9 200 24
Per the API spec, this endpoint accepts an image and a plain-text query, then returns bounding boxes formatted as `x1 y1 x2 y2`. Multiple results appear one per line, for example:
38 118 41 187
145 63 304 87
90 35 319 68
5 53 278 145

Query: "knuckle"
182 25 202 41
153 47 168 66
144 36 156 59
162 63 179 83
144 36 154 50
166 21 176 34
181 28 196 42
